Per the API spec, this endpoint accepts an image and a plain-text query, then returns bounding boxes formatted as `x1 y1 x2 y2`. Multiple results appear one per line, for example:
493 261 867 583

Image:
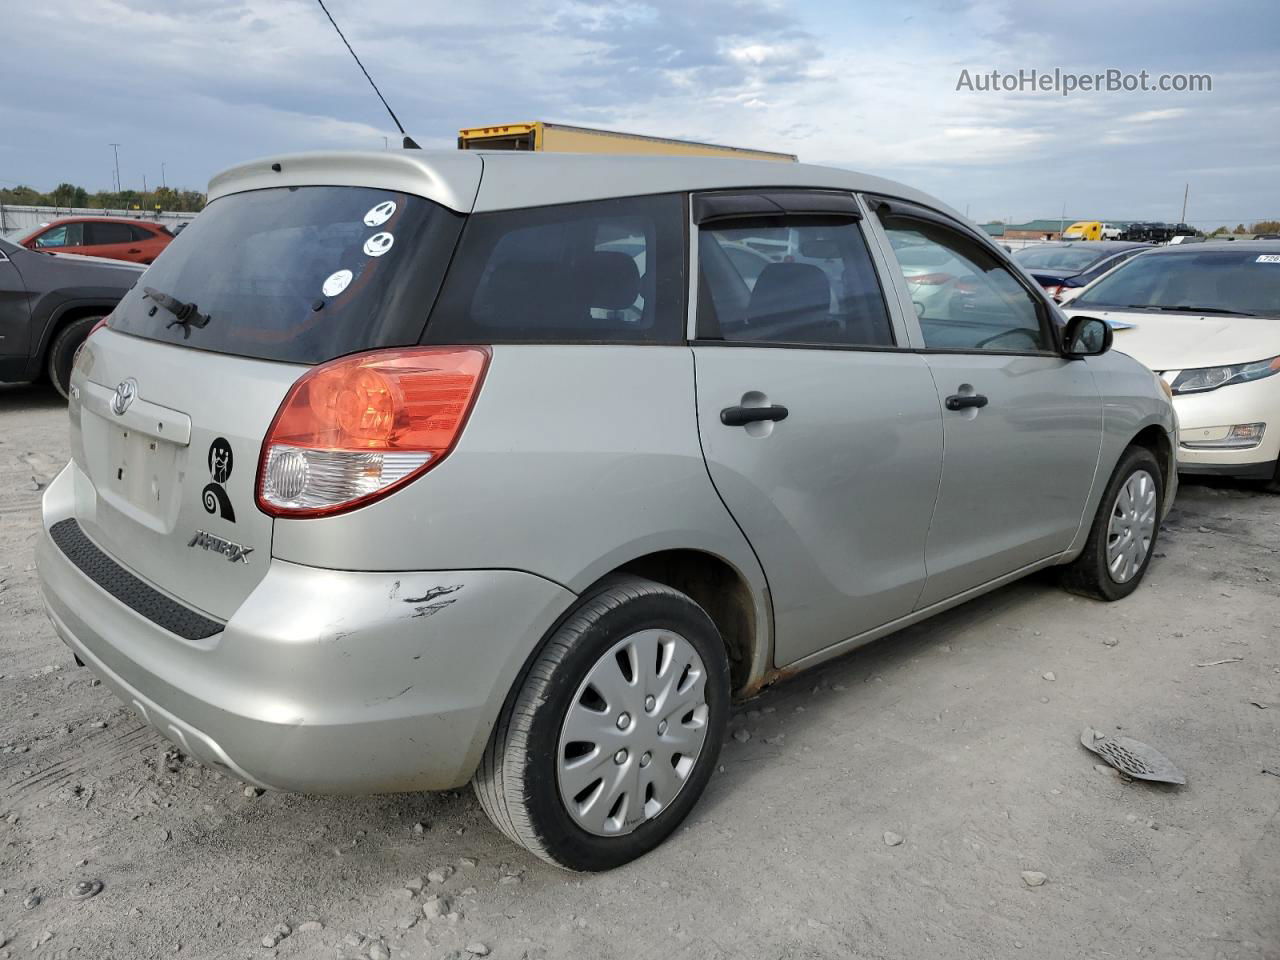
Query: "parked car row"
1012 241 1149 302
1058 220 1197 244
1118 221 1197 243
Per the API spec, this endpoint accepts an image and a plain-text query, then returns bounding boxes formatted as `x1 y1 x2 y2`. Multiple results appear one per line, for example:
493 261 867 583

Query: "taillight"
72 315 111 379
906 272 955 286
257 346 490 518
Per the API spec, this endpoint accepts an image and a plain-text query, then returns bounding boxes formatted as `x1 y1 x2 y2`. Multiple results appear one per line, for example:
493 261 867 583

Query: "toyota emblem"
111 378 138 416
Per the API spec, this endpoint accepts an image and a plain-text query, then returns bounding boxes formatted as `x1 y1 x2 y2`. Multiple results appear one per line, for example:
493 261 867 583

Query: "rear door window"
107 186 464 364
86 222 134 245
697 216 893 346
425 195 685 343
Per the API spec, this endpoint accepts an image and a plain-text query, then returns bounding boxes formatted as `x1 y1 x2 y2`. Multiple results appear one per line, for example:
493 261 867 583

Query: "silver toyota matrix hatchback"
37 151 1177 870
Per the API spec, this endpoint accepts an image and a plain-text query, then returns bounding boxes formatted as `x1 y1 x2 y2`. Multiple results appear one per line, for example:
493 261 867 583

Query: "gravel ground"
1 379 1278 960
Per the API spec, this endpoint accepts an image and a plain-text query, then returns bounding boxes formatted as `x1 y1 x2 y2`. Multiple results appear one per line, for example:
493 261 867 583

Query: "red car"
17 216 173 264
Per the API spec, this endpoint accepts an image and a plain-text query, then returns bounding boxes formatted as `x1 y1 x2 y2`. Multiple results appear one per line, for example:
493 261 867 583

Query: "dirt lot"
1 379 1277 960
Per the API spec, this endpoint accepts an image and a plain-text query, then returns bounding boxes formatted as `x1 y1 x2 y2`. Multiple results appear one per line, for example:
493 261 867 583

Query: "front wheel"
474 576 730 871
1061 445 1164 600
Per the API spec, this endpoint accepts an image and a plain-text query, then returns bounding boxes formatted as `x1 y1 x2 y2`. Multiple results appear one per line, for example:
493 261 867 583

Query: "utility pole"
1180 183 1189 224
161 163 167 189
143 173 148 195
382 136 389 151
109 144 122 193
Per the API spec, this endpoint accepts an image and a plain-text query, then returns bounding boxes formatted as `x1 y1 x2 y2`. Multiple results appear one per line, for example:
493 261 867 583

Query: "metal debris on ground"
1080 727 1185 784
68 879 103 901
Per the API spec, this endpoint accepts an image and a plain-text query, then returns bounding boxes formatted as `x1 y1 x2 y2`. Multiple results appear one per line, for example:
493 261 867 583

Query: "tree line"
1209 221 1280 235
0 182 206 213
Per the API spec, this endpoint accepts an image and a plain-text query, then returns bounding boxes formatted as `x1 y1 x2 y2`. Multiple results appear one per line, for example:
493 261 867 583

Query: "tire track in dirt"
2 722 161 804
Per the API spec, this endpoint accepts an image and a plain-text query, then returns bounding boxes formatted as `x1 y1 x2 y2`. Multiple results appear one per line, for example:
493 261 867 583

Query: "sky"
2 0 1278 227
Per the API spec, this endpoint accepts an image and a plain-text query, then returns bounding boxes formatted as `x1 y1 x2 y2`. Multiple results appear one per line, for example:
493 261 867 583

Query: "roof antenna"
313 0 420 149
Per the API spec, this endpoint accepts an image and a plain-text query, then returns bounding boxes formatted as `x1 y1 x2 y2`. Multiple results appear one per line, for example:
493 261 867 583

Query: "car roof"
1016 241 1149 252
206 149 968 222
1134 239 1280 256
39 216 163 226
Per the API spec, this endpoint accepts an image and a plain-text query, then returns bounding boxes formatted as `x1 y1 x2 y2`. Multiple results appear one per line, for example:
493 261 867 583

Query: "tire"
46 316 101 400
474 576 730 871
1061 445 1164 601
1258 460 1280 494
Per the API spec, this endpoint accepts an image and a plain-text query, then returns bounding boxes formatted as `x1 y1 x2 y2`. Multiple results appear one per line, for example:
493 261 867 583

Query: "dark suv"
0 236 143 397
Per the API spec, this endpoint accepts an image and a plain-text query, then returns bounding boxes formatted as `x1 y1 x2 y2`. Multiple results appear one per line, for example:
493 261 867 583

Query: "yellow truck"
458 121 797 163
1062 221 1122 241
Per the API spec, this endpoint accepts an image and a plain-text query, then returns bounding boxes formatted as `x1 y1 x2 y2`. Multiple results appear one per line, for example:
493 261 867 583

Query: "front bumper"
1171 377 1280 479
36 465 577 793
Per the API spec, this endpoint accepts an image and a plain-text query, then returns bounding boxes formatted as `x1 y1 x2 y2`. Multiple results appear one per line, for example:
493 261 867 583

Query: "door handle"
127 248 142 254
721 404 789 426
944 393 989 411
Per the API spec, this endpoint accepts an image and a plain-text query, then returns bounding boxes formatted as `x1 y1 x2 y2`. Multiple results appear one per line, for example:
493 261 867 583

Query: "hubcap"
556 629 710 837
1106 468 1158 584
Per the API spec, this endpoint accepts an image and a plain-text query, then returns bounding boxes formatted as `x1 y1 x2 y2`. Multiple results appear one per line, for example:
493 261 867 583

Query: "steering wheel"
973 327 1041 349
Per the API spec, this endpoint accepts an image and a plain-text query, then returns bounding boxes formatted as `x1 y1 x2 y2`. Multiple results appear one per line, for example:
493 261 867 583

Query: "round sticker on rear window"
363 201 396 227
363 232 395 257
322 269 353 297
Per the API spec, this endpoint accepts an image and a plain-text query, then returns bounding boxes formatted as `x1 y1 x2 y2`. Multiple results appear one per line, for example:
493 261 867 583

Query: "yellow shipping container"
458 122 796 163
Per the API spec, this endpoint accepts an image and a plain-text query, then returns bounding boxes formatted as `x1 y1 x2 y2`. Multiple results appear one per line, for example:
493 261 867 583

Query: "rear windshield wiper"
143 286 211 337
1125 303 1258 317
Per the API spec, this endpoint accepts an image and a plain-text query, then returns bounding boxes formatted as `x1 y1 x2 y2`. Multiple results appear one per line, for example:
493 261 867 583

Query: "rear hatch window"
109 186 464 364
69 186 462 621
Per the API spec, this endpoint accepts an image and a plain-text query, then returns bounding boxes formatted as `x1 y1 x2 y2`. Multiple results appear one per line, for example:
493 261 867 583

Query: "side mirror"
1063 315 1112 358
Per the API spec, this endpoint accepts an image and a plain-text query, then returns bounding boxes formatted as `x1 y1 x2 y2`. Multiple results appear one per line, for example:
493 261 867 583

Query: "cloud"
2 0 1277 228
1122 108 1188 123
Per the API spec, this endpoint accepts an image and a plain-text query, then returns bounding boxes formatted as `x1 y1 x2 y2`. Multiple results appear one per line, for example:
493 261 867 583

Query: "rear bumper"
36 465 577 793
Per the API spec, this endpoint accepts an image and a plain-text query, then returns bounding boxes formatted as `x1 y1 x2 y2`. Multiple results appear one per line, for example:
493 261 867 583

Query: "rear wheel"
474 576 730 871
46 316 101 400
1061 445 1163 601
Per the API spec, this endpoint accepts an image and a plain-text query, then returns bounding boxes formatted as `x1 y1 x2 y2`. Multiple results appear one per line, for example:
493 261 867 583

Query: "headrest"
747 262 830 323
585 251 641 310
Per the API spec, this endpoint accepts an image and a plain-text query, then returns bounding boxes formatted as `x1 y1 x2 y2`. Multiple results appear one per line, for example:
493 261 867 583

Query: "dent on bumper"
37 471 577 793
